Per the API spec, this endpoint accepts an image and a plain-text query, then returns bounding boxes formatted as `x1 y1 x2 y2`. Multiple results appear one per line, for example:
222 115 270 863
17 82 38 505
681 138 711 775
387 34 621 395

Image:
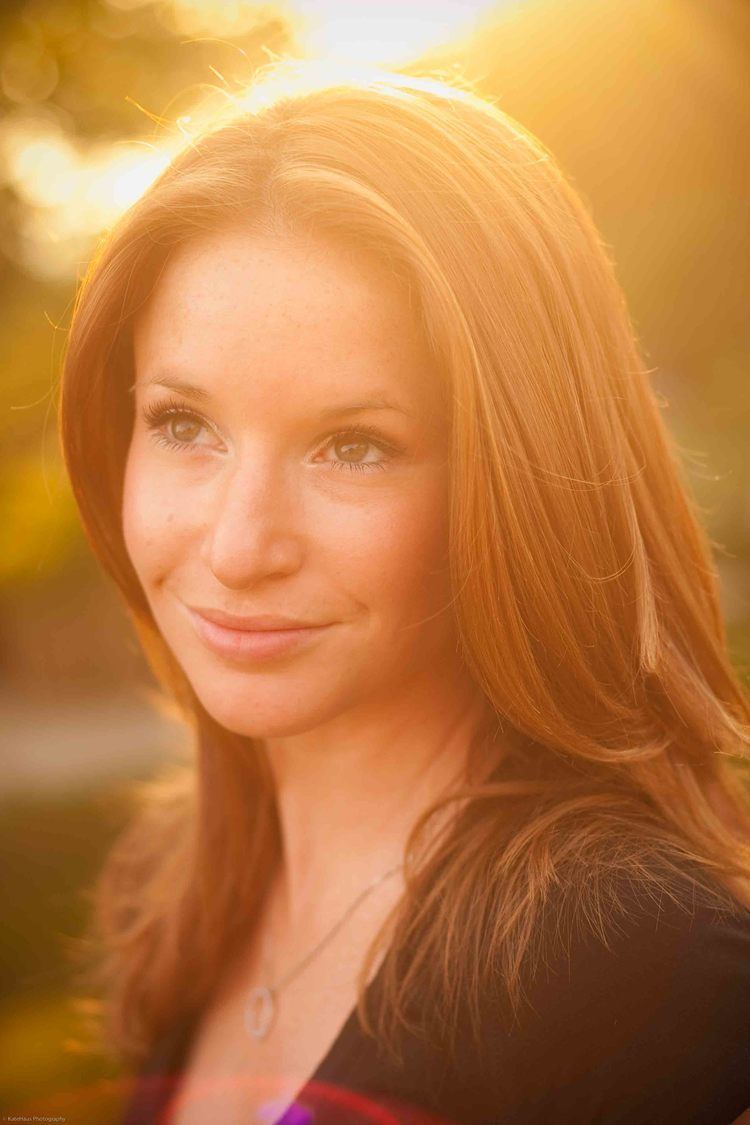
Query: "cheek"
121 446 187 585
323 477 450 619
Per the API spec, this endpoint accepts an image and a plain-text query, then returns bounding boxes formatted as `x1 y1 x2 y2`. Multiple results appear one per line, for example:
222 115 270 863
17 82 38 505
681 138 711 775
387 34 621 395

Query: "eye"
140 398 216 453
316 426 400 474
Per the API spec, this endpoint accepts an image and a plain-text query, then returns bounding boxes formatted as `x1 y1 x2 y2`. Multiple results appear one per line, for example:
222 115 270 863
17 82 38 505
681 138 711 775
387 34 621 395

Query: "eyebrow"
131 376 414 419
132 377 212 403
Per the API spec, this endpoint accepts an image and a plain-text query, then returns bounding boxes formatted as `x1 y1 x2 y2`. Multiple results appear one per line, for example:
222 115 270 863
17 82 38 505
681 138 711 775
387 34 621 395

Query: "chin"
186 674 349 741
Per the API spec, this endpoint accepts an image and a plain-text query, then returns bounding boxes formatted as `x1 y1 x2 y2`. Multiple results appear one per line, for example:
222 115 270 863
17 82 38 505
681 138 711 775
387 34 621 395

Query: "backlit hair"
59 60 750 1067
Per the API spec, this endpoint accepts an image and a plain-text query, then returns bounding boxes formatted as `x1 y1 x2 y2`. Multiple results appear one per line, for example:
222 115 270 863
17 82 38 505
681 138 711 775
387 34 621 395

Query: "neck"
261 663 497 934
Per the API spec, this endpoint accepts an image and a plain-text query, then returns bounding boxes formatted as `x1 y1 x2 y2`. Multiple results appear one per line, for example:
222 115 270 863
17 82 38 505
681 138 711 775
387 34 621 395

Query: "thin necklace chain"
260 860 405 993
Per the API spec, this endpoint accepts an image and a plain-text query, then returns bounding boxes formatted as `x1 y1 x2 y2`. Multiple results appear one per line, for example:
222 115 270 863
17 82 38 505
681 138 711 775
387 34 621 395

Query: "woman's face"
123 225 458 737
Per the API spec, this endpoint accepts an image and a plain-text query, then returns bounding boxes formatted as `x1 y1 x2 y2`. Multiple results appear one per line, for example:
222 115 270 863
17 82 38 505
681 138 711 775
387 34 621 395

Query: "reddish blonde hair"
59 62 750 1068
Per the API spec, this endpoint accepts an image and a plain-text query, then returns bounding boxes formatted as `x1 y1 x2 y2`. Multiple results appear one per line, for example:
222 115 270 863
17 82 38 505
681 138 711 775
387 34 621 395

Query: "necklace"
243 861 405 1041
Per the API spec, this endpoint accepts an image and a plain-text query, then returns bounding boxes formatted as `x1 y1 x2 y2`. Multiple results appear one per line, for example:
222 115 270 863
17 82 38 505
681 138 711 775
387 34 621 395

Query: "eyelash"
139 397 400 475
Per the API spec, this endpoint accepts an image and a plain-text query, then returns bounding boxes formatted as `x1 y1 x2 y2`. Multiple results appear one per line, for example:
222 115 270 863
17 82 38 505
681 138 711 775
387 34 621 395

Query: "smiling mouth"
186 605 331 631
185 606 333 663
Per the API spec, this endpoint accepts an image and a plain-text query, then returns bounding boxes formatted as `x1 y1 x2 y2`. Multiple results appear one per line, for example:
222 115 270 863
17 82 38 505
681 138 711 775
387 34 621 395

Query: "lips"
184 604 333 663
187 606 328 631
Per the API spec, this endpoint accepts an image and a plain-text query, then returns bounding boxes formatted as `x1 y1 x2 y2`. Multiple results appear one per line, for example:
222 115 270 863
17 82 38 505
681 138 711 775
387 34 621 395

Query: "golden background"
1 0 748 1118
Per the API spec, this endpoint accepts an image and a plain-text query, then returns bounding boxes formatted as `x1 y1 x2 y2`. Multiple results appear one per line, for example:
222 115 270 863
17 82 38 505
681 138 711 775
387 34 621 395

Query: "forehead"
132 225 443 418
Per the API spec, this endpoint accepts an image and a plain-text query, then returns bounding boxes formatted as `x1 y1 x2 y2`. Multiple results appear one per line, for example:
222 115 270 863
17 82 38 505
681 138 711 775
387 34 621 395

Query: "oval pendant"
244 985 276 1040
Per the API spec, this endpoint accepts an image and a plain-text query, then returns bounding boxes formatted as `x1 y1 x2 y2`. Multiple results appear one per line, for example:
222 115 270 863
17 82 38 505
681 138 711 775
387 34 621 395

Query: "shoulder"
532 866 750 1010
486 872 750 1124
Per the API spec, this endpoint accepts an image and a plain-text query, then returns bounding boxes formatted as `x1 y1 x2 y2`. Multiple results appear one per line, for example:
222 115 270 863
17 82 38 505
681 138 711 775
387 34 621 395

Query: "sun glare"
292 0 492 66
0 0 499 280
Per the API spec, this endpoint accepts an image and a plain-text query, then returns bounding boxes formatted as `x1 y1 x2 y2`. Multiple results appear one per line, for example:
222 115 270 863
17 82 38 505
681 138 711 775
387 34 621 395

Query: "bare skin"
123 224 498 1121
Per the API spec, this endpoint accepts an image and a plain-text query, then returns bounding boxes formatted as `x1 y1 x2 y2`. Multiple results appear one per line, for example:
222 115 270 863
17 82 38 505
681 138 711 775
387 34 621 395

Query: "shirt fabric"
120 872 750 1125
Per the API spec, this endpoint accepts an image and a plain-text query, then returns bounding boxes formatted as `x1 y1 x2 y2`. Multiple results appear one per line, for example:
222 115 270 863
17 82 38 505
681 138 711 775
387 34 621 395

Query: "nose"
200 452 304 590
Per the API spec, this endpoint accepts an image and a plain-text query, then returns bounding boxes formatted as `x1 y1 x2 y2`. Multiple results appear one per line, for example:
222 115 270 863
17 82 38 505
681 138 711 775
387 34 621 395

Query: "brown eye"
168 415 203 444
141 400 214 453
316 425 397 474
332 437 371 463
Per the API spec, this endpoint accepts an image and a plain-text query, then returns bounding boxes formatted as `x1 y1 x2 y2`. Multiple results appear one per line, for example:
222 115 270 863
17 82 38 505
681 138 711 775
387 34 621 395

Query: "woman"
60 63 750 1124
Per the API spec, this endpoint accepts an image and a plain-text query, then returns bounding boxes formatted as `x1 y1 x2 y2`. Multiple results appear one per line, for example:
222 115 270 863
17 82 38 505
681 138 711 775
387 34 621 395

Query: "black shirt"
120 875 750 1124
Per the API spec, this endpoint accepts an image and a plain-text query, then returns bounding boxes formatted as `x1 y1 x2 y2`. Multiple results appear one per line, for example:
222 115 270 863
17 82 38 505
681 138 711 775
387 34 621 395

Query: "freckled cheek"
121 459 197 585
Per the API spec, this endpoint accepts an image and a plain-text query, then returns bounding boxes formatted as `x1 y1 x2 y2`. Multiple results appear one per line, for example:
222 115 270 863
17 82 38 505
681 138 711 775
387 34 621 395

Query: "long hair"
59 61 750 1069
